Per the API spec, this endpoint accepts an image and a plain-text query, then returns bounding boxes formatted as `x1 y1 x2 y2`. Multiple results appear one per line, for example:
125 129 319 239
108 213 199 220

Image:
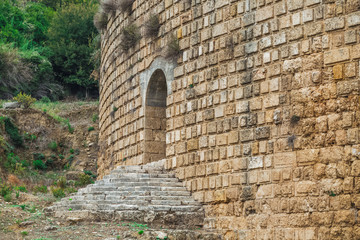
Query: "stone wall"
99 0 360 238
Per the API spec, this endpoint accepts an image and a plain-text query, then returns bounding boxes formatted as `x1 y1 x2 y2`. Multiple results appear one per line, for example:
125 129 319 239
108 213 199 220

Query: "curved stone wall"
99 0 360 238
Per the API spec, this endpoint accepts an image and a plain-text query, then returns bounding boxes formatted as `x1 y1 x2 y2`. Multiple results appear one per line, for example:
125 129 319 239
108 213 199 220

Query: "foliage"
33 152 45 160
92 114 98 123
76 173 94 186
4 194 12 202
48 141 58 151
0 45 33 97
33 185 48 194
50 186 65 198
0 183 12 197
88 126 95 132
120 24 141 52
33 159 46 170
13 92 36 108
144 15 160 38
2 152 21 173
56 176 67 189
47 2 99 98
3 117 23 147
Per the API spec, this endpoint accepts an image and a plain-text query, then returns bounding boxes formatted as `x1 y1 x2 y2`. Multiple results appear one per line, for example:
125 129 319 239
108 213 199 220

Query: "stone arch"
144 69 167 163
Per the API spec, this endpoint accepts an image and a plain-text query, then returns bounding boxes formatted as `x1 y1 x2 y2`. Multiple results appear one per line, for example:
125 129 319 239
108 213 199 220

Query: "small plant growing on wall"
120 24 141 52
163 34 181 60
144 14 160 38
101 0 118 15
94 9 108 32
118 0 134 13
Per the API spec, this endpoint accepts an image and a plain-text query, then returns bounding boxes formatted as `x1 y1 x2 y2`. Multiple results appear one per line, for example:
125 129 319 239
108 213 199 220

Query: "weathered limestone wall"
99 0 360 238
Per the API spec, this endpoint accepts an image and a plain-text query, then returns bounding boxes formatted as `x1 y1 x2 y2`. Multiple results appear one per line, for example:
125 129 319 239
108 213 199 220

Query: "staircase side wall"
99 0 360 238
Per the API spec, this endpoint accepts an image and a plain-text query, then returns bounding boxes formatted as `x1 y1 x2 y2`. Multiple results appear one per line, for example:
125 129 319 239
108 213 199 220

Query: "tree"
46 2 99 98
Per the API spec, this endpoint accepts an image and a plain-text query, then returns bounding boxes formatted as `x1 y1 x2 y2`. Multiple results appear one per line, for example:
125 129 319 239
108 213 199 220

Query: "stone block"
324 48 350 65
187 139 199 151
248 156 263 169
240 129 254 142
274 152 296 167
297 149 319 166
255 127 271 140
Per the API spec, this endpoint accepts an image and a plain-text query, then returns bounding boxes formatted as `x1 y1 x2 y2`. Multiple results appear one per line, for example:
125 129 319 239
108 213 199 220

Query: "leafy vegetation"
13 92 36 108
0 0 100 100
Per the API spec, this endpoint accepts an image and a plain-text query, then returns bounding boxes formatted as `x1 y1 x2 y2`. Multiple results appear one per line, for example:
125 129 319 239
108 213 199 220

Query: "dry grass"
94 9 108 32
163 34 181 60
0 45 32 90
120 24 141 52
101 0 118 15
118 0 134 13
144 14 160 38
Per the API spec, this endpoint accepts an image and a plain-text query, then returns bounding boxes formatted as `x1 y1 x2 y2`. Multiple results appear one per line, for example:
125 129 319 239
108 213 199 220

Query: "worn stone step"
46 160 205 229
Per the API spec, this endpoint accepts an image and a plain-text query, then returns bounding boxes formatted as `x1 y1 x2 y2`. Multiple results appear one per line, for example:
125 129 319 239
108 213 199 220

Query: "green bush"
51 186 65 198
47 2 99 98
48 141 57 151
76 173 94 187
33 152 45 160
88 126 95 132
0 183 12 197
4 194 12 202
3 118 23 147
33 159 46 170
2 152 20 172
13 92 36 109
15 185 27 193
33 185 48 194
40 96 51 103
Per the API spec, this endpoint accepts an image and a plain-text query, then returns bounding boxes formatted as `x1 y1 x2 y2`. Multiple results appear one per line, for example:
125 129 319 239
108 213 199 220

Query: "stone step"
46 160 205 229
96 181 184 187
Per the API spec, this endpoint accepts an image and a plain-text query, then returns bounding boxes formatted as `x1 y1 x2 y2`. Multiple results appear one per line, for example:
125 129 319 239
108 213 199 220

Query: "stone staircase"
45 160 214 233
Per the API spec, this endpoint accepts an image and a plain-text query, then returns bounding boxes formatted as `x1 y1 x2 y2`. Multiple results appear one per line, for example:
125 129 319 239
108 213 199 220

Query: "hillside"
0 101 101 239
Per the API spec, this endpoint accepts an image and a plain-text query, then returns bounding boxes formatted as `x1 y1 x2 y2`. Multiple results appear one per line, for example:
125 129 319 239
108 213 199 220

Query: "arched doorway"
144 69 167 163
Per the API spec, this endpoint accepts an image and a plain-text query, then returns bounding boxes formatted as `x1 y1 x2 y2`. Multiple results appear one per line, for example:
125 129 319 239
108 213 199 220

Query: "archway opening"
145 69 167 163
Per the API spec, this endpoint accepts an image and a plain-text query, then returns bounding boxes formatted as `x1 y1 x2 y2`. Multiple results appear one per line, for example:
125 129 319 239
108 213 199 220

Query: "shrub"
120 24 141 52
0 184 12 197
50 186 65 198
33 159 46 170
14 163 26 176
56 176 67 189
0 45 33 93
8 174 21 186
2 153 20 172
65 187 77 194
163 34 181 60
40 96 51 103
15 185 27 193
92 114 98 123
3 118 23 147
94 9 108 32
13 92 36 109
4 194 12 202
88 126 95 132
48 141 57 151
33 152 45 160
76 173 94 187
67 122 74 134
144 15 160 38
33 185 48 194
